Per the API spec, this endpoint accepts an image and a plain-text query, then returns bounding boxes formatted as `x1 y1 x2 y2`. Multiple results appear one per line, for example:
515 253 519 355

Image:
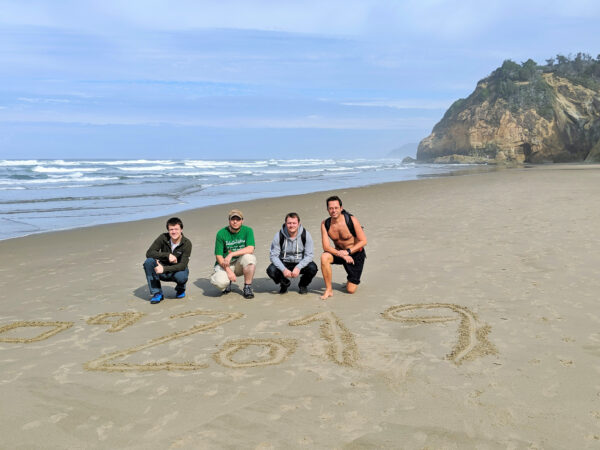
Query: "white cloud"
4 0 597 39
17 97 71 104
341 99 452 110
0 109 434 130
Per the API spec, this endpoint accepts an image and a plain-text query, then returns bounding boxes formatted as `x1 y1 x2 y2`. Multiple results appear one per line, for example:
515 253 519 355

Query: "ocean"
0 158 477 240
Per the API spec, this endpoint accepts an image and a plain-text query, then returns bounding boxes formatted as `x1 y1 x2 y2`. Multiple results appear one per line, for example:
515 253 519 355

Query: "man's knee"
320 252 333 265
346 282 358 294
173 270 188 285
304 261 318 276
266 263 280 280
210 270 229 290
143 257 156 269
239 254 257 268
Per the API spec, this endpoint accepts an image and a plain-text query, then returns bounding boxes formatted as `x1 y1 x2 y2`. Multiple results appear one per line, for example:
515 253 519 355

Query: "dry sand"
1 164 600 448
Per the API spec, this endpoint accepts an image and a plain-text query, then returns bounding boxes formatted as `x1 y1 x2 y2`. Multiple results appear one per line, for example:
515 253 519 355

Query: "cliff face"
417 60 600 164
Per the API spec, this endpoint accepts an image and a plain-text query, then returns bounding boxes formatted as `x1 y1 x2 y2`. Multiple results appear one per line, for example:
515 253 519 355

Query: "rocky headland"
417 54 600 164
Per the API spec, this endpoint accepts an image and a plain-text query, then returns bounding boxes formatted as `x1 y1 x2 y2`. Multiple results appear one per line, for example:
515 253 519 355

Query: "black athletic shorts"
331 249 366 285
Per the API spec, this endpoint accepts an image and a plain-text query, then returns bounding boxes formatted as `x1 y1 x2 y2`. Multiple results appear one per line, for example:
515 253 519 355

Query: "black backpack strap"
325 212 356 237
342 210 356 237
279 229 285 250
301 228 306 247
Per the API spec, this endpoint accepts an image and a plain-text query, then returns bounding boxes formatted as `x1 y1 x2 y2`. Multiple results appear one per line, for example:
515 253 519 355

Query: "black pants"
266 261 318 287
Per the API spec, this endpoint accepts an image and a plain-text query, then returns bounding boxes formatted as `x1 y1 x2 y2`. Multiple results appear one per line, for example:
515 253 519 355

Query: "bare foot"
320 289 334 300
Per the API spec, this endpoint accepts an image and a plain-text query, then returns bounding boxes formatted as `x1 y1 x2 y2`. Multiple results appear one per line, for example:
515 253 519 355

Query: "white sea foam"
32 166 101 173
81 159 174 166
0 158 473 240
0 160 39 166
117 165 177 171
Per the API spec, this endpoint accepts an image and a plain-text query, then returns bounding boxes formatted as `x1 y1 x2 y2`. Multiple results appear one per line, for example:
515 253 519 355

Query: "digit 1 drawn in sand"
86 312 145 332
84 310 243 372
0 321 74 343
382 304 496 365
213 338 297 368
289 311 359 367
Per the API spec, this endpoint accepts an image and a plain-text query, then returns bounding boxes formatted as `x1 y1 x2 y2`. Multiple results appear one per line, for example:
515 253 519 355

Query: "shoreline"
1 162 498 243
2 163 600 448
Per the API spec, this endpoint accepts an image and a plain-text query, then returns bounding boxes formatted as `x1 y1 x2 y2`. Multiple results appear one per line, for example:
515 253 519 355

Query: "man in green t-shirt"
210 209 257 299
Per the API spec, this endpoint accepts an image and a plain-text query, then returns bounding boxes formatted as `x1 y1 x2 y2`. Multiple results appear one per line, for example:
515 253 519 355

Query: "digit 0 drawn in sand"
0 321 74 343
382 303 496 365
213 338 297 368
84 310 243 372
86 312 145 332
289 311 359 367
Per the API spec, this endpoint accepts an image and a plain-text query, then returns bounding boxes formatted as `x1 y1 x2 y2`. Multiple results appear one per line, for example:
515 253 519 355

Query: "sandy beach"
2 164 600 448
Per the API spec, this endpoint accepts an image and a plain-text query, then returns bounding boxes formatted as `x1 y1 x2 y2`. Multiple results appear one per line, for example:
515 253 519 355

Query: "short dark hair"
326 195 342 207
285 212 300 222
166 217 183 229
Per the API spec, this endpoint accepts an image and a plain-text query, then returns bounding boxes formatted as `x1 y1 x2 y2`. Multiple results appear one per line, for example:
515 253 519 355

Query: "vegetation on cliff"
419 53 600 164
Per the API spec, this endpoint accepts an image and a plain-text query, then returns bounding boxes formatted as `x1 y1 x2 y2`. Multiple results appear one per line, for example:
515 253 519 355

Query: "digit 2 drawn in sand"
86 312 145 332
213 338 297 368
382 303 496 365
84 309 243 372
0 321 74 343
289 311 359 367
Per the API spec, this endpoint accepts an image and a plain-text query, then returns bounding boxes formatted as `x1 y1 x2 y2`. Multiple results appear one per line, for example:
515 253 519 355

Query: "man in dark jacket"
143 217 192 304
266 212 318 294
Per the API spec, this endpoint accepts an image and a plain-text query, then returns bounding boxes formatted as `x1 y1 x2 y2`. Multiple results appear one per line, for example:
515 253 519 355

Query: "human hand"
168 253 177 263
283 269 293 278
224 254 233 266
343 255 354 265
154 261 165 274
227 271 237 282
291 267 301 278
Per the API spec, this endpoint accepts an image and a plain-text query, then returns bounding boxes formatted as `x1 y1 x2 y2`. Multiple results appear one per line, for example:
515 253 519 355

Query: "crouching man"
143 217 192 304
210 209 257 299
267 212 318 294
320 196 367 300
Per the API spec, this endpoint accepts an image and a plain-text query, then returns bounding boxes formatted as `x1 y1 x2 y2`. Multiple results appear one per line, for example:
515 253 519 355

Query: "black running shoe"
298 285 308 295
243 284 254 299
279 279 290 294
223 282 232 294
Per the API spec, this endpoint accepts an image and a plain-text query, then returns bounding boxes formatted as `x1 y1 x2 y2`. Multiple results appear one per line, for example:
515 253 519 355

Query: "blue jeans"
143 258 189 295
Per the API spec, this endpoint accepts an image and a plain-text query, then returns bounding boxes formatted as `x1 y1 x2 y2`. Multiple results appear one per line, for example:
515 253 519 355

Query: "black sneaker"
243 284 254 299
298 285 308 295
279 279 290 294
223 282 232 294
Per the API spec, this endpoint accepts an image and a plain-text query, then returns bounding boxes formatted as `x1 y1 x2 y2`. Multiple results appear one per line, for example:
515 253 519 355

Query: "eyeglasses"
229 216 242 221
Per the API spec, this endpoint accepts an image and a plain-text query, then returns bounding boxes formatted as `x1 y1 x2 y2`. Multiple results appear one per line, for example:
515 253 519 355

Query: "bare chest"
328 222 354 243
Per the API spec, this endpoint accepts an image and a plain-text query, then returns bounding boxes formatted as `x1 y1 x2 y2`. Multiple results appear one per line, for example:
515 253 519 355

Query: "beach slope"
1 165 600 448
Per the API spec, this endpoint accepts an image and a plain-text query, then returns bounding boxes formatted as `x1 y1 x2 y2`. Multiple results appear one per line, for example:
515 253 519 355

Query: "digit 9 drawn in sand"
0 321 74 343
84 309 243 372
289 311 360 367
382 303 496 365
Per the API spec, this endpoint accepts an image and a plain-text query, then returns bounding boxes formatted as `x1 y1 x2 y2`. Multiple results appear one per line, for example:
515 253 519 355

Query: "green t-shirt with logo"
214 225 255 263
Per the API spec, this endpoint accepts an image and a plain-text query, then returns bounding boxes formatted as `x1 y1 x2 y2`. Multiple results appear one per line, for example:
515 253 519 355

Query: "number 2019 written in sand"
0 304 496 372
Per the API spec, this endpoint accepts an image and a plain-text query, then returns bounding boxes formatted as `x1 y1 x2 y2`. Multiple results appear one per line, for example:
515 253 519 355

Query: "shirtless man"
320 195 367 300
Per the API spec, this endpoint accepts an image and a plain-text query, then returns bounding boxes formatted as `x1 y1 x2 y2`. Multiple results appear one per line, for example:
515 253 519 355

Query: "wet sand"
1 164 600 448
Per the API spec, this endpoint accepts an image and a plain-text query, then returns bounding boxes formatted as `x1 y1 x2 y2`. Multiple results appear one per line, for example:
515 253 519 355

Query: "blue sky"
1 1 599 159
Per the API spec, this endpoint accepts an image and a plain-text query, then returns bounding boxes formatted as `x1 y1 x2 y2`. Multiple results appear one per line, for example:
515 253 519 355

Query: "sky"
1 0 599 159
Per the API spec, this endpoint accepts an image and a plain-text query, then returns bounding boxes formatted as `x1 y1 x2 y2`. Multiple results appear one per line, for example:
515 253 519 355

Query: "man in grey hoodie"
266 212 318 294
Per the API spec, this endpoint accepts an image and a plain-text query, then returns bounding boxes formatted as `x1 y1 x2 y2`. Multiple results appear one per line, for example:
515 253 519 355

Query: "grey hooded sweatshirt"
269 224 314 272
